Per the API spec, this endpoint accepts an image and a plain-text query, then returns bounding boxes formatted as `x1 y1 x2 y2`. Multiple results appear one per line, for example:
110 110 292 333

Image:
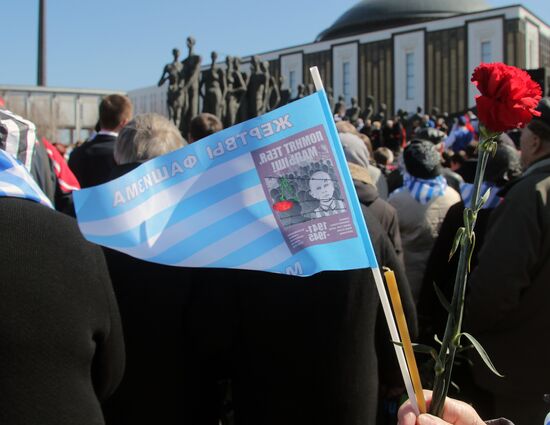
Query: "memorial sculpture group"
159 36 422 139
159 37 326 137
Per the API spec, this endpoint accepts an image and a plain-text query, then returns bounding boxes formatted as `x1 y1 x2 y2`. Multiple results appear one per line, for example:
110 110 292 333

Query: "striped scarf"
460 182 501 209
0 149 53 208
0 109 38 172
395 173 448 204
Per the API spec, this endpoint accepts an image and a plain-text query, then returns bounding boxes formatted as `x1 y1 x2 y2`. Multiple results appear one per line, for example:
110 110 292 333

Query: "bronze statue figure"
179 36 202 136
260 61 272 114
224 55 247 127
201 51 225 120
246 56 268 118
267 71 281 111
158 48 184 127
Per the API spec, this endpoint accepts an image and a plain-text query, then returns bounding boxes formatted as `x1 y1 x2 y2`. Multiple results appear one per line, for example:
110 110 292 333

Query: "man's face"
520 126 537 169
309 172 335 201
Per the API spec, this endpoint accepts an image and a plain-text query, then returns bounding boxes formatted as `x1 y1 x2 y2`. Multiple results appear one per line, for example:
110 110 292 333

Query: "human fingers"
398 390 434 425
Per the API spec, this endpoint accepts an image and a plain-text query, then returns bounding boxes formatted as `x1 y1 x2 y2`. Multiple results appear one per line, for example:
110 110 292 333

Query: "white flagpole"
309 66 420 415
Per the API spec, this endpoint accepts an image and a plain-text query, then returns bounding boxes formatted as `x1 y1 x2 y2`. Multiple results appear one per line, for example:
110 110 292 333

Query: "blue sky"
1 0 549 91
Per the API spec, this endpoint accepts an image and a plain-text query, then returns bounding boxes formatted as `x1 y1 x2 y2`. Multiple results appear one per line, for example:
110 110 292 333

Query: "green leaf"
432 281 451 314
476 188 491 210
463 209 475 235
463 208 471 234
449 227 465 261
467 232 476 273
460 332 504 377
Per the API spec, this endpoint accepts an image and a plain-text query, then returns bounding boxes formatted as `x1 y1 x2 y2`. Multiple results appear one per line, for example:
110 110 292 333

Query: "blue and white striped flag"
74 91 378 276
0 149 53 208
460 181 501 209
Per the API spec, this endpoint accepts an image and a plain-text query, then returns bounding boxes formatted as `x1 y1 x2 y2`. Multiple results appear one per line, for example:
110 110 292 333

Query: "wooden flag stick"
371 267 419 415
384 268 426 413
309 65 420 415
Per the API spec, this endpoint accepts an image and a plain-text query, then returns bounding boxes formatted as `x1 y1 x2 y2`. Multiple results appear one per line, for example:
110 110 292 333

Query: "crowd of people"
1 90 549 425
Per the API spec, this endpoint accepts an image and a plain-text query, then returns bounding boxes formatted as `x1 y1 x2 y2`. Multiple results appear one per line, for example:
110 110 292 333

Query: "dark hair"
528 120 550 143
464 142 478 159
99 94 133 130
450 152 466 167
189 113 223 143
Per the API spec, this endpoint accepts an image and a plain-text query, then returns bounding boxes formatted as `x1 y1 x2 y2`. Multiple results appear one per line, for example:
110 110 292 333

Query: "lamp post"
37 0 46 86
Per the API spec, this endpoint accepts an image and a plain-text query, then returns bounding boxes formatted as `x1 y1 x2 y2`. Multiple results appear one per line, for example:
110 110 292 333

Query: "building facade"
0 85 125 144
131 2 550 118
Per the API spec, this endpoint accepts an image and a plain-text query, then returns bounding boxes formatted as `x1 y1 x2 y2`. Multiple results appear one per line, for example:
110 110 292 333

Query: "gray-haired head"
115 113 186 165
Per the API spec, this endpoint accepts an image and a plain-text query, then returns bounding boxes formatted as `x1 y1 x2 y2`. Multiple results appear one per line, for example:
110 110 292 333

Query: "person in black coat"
0 195 125 425
99 113 195 425
177 203 416 425
69 94 133 188
100 113 417 425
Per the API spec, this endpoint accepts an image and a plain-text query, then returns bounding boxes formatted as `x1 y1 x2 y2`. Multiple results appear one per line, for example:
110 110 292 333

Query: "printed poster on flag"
74 91 378 276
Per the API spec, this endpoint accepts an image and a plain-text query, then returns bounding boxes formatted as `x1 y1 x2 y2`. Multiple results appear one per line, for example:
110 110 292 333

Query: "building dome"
316 0 490 41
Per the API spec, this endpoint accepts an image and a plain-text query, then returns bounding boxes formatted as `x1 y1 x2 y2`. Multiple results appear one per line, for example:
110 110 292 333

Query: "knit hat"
485 143 521 186
403 141 441 179
413 127 446 145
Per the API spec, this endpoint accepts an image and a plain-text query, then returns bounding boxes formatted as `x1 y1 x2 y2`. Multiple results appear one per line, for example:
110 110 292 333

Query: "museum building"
131 0 550 117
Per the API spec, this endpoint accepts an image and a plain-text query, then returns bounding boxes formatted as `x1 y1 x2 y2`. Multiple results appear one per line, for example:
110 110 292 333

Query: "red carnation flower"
273 200 294 212
471 63 542 132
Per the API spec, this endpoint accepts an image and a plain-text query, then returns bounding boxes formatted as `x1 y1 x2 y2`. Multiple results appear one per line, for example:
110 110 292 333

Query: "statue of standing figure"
266 69 281 112
158 48 184 128
278 75 291 107
179 36 202 137
246 56 268 119
201 51 225 120
223 56 247 127
235 57 249 123
260 61 272 114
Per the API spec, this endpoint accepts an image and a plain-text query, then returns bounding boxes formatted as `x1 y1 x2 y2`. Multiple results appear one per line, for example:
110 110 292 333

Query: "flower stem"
429 136 495 416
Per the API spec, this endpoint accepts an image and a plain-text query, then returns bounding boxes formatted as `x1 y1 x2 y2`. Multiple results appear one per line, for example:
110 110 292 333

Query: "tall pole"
37 0 46 86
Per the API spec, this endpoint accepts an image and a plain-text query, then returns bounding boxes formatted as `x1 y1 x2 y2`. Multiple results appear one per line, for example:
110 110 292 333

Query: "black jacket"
69 133 117 188
0 197 125 425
